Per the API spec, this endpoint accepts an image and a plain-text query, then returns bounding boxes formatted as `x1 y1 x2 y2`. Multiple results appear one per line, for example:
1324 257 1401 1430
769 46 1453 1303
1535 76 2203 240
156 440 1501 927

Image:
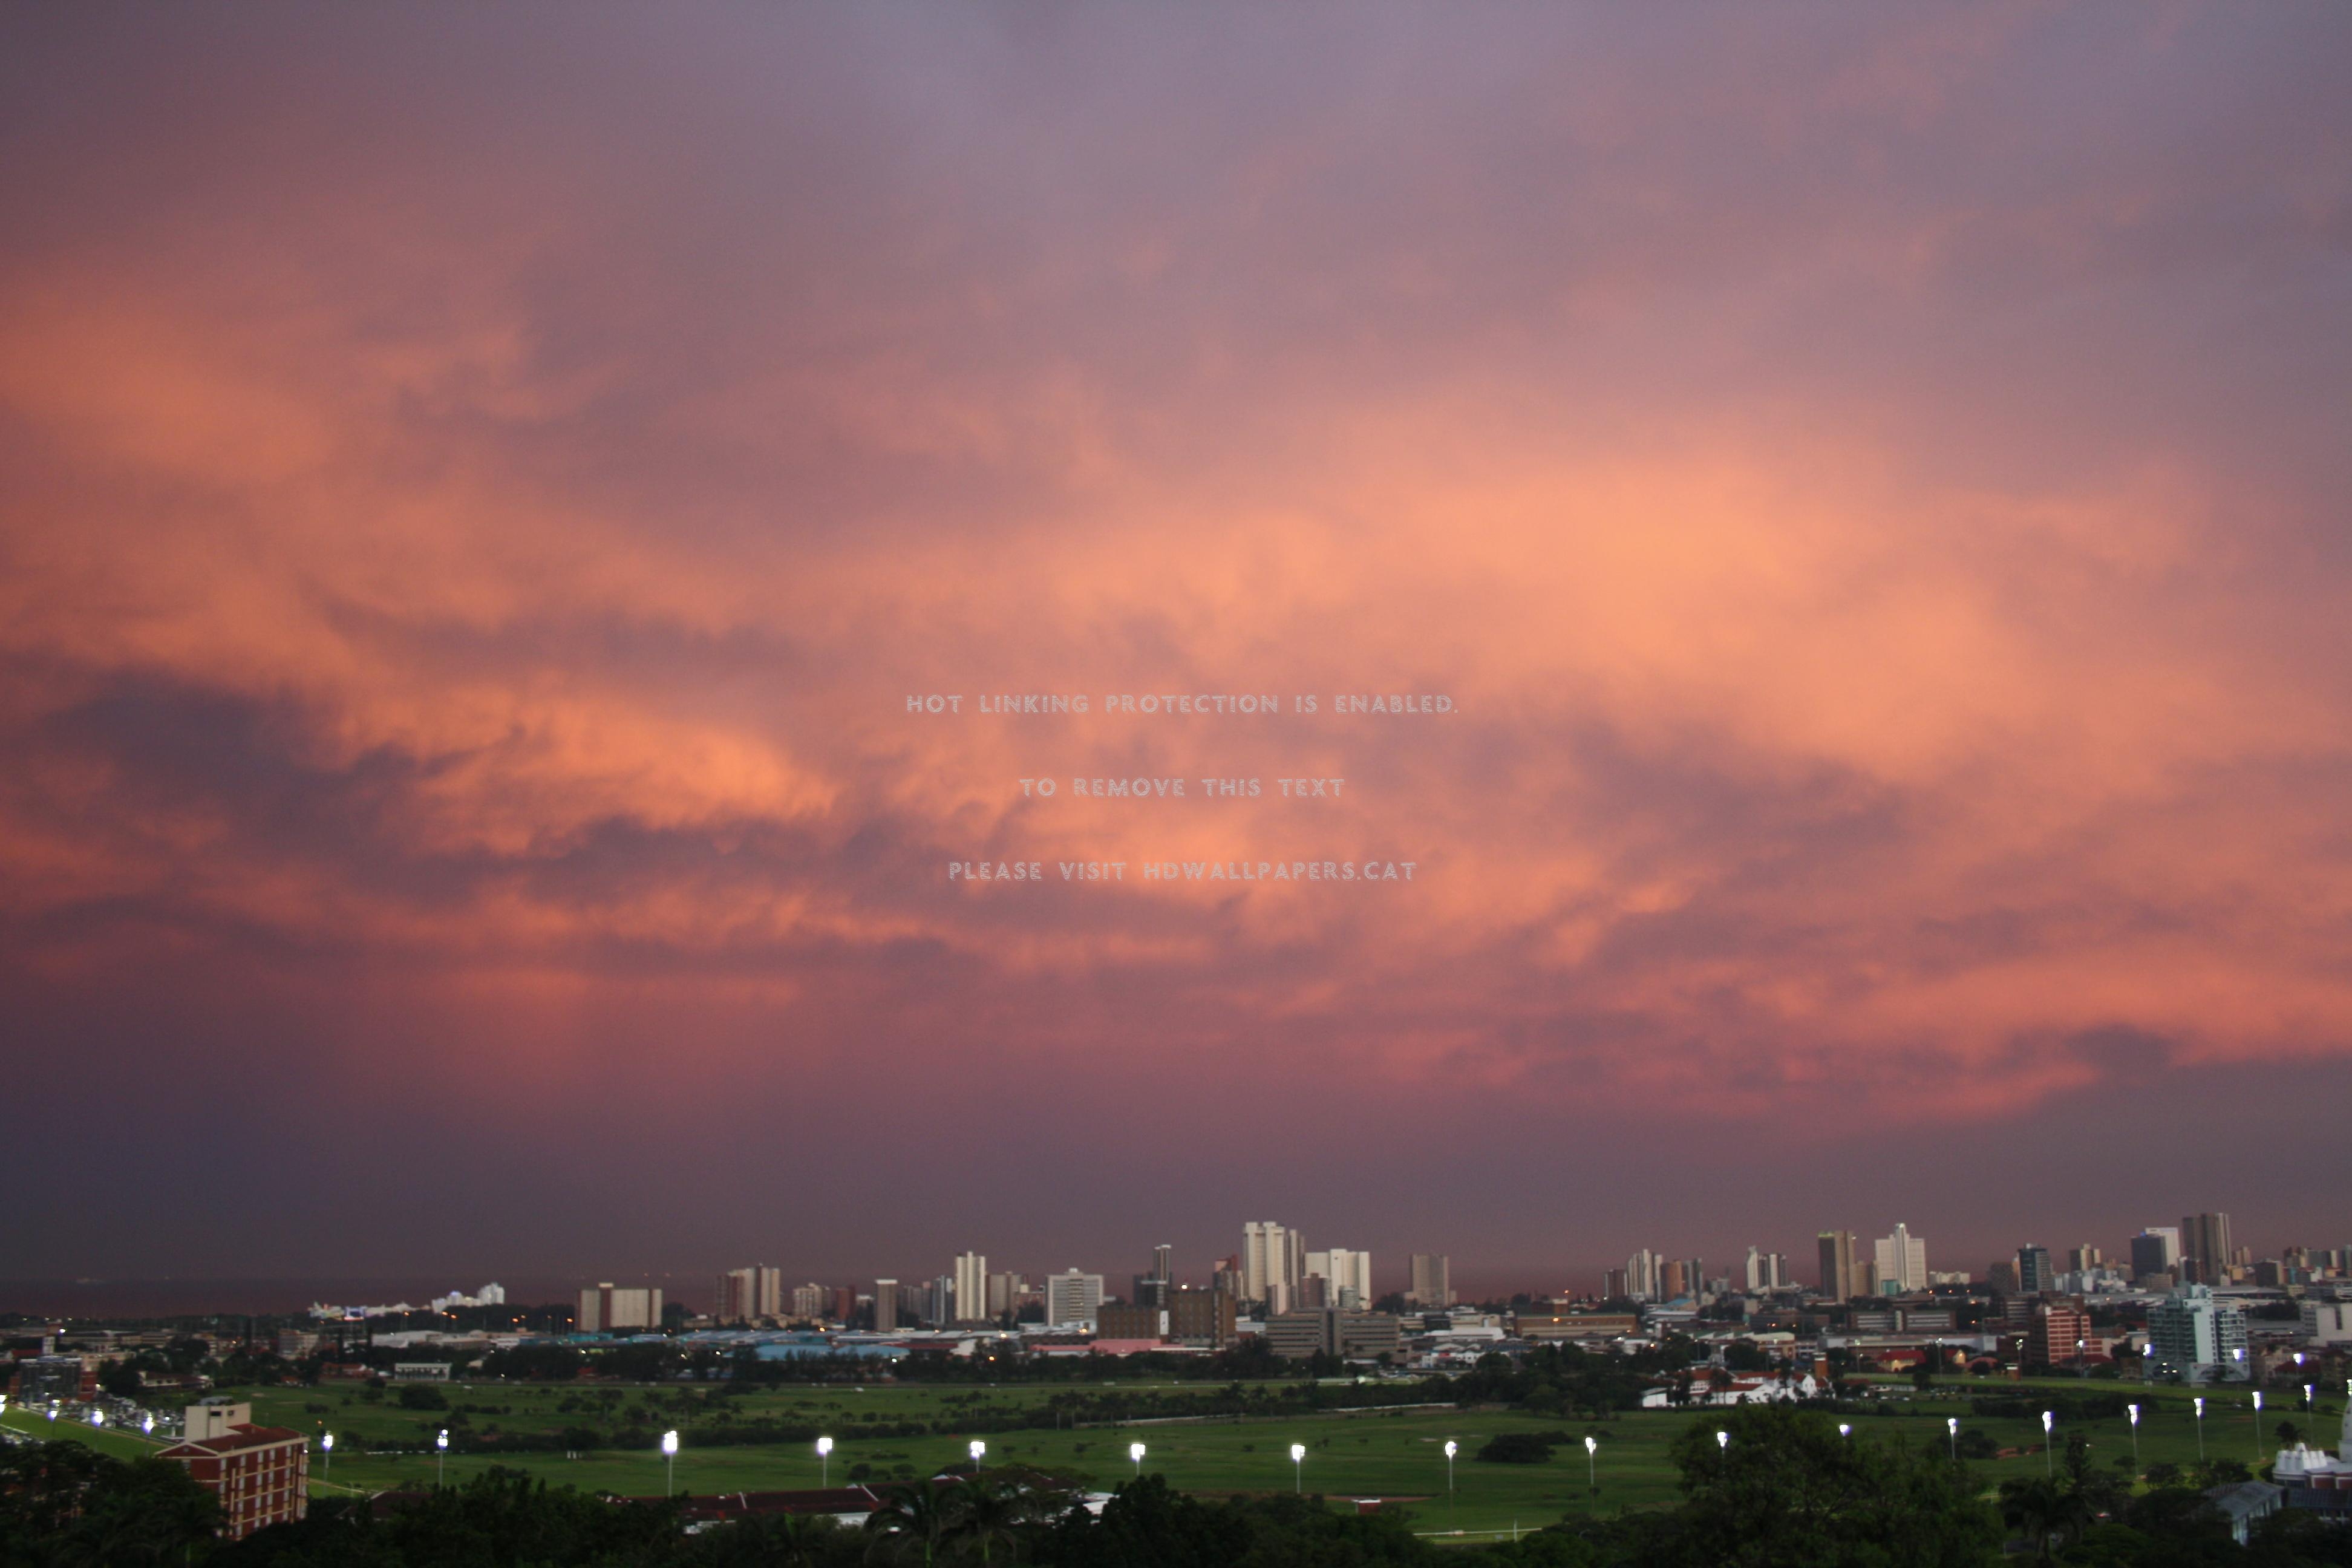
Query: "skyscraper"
2181 1214 2233 1285
1874 1224 1926 1293
1304 1249 1373 1308
2129 1227 2181 1284
953 1252 988 1323
1817 1231 1858 1299
1408 1253 1453 1308
2016 1245 2053 1295
1626 1248 1662 1300
1243 1222 1303 1310
872 1278 898 1331
1743 1247 1787 1292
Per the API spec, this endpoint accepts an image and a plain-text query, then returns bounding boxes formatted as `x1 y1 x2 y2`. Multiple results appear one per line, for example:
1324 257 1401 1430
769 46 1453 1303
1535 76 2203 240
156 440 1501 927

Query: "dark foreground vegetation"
7 1405 2352 1567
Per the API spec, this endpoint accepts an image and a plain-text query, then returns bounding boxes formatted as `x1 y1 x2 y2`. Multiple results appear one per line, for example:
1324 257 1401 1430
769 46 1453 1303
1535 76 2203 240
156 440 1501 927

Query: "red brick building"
157 1419 310 1540
2026 1300 2095 1369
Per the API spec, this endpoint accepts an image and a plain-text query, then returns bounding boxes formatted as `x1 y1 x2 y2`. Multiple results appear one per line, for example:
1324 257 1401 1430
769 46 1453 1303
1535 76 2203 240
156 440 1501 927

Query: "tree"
1665 1402 2002 1567
866 1481 953 1567
0 1446 221 1566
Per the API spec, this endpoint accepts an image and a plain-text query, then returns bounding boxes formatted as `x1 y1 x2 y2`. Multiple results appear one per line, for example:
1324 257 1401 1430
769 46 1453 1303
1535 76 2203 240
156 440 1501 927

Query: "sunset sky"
4 4 2349 1301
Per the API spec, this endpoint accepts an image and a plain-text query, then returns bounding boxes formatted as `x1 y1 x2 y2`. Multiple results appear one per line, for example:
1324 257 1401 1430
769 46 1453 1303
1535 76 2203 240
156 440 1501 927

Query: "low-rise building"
157 1405 310 1540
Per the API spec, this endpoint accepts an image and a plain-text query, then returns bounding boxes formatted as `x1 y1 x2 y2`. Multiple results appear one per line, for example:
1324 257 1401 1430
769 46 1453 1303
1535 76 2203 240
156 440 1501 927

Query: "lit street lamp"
2194 1397 2206 1460
1837 1423 1851 1437
437 1429 449 1488
2126 1405 2139 1469
816 1436 832 1489
2040 1411 2054 1478
662 1429 679 1495
1290 1443 1307 1494
142 1413 154 1436
1584 1434 1598 1492
1443 1440 1456 1505
969 1440 985 1472
1130 1442 1146 1481
2252 1392 2264 1459
88 1410 104 1428
1947 1416 1958 1461
322 1432 334 1479
1715 1431 1729 1452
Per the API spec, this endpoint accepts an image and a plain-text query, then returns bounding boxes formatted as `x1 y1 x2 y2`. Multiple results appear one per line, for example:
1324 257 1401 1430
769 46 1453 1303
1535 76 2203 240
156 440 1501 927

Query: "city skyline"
5 5 2351 1286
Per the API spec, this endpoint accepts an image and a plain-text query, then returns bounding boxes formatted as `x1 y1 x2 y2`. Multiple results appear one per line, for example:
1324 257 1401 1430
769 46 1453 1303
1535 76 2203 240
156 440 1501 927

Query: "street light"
322 1432 333 1479
2252 1392 2264 1459
2040 1411 2054 1478
1290 1443 1306 1494
816 1436 832 1489
2195 1397 2206 1460
1947 1416 1958 1461
662 1429 679 1496
1443 1440 1456 1504
89 1410 103 1428
1584 1434 1598 1492
2126 1405 2140 1469
970 1440 986 1471
1130 1442 1146 1481
142 1413 154 1436
1715 1431 1729 1452
1837 1423 1851 1437
436 1429 449 1488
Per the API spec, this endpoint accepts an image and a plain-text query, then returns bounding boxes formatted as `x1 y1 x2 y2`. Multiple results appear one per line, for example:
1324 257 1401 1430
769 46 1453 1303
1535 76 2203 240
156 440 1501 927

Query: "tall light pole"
2194 1397 2206 1460
1715 1431 1729 1454
817 1436 832 1489
1443 1440 1456 1509
2252 1392 2264 1459
1837 1423 1851 1437
1290 1443 1306 1494
322 1432 334 1480
662 1429 679 1495
1130 1442 1146 1481
437 1429 449 1488
2126 1405 2139 1469
970 1440 985 1473
2040 1411 2054 1478
1947 1416 1958 1461
1584 1434 1598 1493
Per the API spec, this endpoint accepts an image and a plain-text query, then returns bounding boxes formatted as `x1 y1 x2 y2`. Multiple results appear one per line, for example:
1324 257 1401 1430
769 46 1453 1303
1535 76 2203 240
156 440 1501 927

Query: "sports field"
4 1374 2319 1539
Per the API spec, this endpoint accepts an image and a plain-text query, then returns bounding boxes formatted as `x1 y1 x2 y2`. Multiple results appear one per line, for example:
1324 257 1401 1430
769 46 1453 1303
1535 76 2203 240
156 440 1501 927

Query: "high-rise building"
2129 1228 2181 1284
1305 1249 1373 1308
2148 1284 2249 1381
1243 1223 1303 1309
987 1271 1024 1318
1626 1249 1662 1300
1045 1268 1105 1327
1409 1254 1454 1308
2016 1245 2054 1295
1743 1247 1788 1292
1168 1287 1237 1347
953 1252 988 1323
157 1406 310 1541
1602 1266 1629 1300
1661 1259 1690 1299
2066 1245 2102 1273
791 1282 829 1321
1817 1232 1858 1300
2181 1214 2233 1285
577 1283 662 1333
872 1278 898 1331
1874 1224 1926 1293
714 1266 782 1324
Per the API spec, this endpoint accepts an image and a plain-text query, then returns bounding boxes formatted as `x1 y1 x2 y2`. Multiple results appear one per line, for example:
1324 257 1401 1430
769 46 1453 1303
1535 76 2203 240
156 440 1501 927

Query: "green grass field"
7 1374 2324 1539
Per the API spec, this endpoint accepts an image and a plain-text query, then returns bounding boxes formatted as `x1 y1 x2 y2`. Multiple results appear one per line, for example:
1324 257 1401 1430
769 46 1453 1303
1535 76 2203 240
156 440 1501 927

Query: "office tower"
2066 1245 2102 1274
791 1282 828 1321
2026 1299 2093 1368
831 1284 856 1323
1151 1244 1172 1282
1987 1259 2020 1295
2181 1214 2233 1284
2148 1285 2250 1380
1134 1247 1173 1310
1627 1249 1662 1300
578 1282 661 1331
1661 1259 1690 1299
2016 1245 2053 1295
1875 1224 1927 1293
1743 1247 1788 1292
1817 1232 1857 1299
1212 1255 1244 1300
953 1252 988 1322
1409 1253 1453 1308
988 1271 1023 1317
1168 1287 1237 1347
873 1278 898 1331
2129 1228 2181 1284
1602 1267 1629 1300
1045 1268 1105 1327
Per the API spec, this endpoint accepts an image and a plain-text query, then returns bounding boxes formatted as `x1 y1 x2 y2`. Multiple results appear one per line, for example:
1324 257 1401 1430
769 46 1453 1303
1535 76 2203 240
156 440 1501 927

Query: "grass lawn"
11 1374 2321 1538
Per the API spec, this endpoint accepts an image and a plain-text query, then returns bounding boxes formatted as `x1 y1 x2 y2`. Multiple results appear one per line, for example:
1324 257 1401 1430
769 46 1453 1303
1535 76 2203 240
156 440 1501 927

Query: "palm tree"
866 1480 952 1567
